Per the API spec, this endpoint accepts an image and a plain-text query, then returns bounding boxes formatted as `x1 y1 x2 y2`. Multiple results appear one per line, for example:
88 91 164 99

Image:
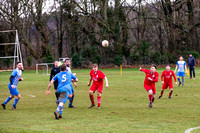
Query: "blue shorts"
177 72 185 77
70 84 74 94
58 91 69 104
8 84 19 96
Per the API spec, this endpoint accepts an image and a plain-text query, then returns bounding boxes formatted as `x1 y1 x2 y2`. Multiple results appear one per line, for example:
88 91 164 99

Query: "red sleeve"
161 71 164 81
90 70 92 77
152 72 159 82
172 71 177 82
140 69 148 74
99 71 105 79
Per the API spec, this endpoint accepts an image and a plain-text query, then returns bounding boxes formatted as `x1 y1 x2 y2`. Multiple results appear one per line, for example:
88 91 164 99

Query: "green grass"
0 68 200 133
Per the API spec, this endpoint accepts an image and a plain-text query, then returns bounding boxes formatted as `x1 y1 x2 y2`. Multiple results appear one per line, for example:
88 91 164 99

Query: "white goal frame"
36 63 54 75
0 30 24 71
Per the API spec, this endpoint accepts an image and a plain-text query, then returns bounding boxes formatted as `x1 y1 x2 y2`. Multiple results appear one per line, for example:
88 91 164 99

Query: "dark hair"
92 63 98 68
60 64 66 71
65 58 70 62
151 64 157 69
16 62 21 65
166 64 170 67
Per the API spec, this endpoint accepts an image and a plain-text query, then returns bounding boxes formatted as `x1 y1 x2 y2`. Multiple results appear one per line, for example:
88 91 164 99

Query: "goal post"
0 30 24 71
36 63 54 75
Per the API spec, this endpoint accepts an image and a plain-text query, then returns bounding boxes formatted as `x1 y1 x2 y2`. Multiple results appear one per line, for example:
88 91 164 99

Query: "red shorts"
162 83 173 90
90 83 103 93
144 84 156 94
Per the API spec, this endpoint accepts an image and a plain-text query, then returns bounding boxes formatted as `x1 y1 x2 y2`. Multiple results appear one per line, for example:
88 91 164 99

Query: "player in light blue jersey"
1 62 23 110
46 64 78 120
64 58 77 108
174 56 187 86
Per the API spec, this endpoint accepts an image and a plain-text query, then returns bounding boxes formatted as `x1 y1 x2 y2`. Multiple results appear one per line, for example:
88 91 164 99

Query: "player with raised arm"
174 56 187 87
158 65 177 99
50 61 60 100
140 65 159 108
88 64 108 109
64 58 77 108
46 64 78 120
1 62 23 110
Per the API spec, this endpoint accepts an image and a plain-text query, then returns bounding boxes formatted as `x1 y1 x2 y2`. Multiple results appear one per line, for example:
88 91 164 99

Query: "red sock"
161 90 164 96
152 97 155 103
90 94 95 105
149 95 152 102
169 90 173 97
97 96 101 107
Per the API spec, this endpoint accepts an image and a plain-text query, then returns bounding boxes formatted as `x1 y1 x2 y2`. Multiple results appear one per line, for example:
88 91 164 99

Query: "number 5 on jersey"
62 74 67 82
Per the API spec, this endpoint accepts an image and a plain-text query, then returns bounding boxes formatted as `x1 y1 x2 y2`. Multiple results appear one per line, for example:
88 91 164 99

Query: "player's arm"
151 73 159 82
50 69 53 81
185 64 187 74
18 78 24 81
174 65 178 73
104 77 109 88
172 71 177 84
46 79 55 95
161 72 164 84
193 58 196 68
88 76 92 86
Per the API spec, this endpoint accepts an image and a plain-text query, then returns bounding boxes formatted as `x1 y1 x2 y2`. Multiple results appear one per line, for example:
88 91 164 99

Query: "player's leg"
168 83 173 99
12 94 21 110
97 92 102 109
96 84 103 109
148 89 153 108
189 67 192 79
88 84 96 108
182 77 184 86
177 73 181 86
192 67 195 79
1 94 14 109
69 84 75 108
158 83 167 99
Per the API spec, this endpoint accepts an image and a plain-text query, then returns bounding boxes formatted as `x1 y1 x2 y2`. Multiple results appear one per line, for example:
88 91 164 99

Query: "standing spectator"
188 54 196 79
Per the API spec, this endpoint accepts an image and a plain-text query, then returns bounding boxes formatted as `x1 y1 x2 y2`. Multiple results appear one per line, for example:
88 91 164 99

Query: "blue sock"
69 95 74 107
60 105 64 115
4 96 12 104
56 106 61 113
178 78 181 83
13 98 19 106
182 79 184 85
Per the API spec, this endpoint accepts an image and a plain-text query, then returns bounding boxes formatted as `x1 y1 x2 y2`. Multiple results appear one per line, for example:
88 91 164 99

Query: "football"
102 40 109 47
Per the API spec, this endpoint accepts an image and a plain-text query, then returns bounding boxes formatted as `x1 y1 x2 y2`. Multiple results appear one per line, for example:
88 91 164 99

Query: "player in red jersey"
158 65 177 99
88 64 109 109
140 65 159 108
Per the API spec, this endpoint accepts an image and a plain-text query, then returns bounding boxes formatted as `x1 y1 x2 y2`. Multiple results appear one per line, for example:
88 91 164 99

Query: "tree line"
0 0 200 68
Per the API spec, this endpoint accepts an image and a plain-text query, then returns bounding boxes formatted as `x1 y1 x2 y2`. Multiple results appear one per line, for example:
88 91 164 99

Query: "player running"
46 64 78 120
140 65 159 108
1 62 23 110
174 56 187 87
64 58 77 108
158 65 177 99
88 64 108 109
50 60 60 100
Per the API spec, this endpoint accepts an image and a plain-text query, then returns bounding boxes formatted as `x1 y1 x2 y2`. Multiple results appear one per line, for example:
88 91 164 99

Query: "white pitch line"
185 126 200 133
28 94 36 98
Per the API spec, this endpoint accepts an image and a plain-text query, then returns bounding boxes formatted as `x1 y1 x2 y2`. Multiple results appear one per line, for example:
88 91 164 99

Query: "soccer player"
46 64 78 120
158 65 177 99
174 56 187 86
64 58 77 108
50 60 60 100
88 64 108 109
140 65 159 108
1 62 23 110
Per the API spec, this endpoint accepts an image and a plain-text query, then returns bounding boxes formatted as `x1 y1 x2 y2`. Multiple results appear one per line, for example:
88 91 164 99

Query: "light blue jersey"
53 71 76 93
9 68 22 86
177 61 186 72
66 66 71 73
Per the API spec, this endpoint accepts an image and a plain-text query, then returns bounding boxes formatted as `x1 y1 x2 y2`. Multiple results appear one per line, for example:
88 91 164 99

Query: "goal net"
0 30 23 71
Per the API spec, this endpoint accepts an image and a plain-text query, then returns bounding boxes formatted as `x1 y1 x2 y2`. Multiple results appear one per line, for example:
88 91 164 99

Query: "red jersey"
161 70 176 84
140 69 159 86
90 70 105 86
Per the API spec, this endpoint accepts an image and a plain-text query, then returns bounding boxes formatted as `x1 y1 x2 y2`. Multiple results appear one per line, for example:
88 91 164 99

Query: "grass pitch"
0 68 200 133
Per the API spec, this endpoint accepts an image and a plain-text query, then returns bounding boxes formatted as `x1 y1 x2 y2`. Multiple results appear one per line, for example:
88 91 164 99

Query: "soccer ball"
102 40 109 47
